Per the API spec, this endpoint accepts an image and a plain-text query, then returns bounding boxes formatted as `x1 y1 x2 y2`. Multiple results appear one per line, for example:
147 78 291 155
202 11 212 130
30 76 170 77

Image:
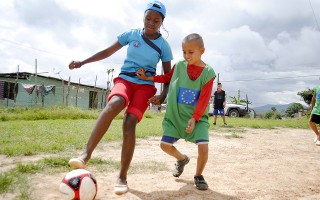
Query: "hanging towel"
22 83 36 95
44 85 56 95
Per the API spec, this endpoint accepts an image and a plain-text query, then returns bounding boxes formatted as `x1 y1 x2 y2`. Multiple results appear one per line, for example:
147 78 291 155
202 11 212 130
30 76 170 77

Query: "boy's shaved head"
182 33 204 48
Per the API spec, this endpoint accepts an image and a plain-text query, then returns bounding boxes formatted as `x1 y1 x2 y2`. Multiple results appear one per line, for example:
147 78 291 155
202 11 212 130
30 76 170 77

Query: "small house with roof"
0 72 108 109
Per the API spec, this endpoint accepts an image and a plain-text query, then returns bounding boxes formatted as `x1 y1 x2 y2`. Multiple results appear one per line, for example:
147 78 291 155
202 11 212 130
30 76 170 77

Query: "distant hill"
253 103 295 114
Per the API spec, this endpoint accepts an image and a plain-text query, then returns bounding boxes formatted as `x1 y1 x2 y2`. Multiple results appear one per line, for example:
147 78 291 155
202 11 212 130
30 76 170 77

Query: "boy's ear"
201 47 205 54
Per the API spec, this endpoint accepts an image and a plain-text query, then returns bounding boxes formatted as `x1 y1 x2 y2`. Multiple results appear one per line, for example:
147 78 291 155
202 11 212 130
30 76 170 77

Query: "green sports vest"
162 60 216 142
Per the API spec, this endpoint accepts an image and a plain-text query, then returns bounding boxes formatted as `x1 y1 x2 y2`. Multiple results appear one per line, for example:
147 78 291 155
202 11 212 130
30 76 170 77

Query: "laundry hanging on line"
21 83 36 95
21 84 56 96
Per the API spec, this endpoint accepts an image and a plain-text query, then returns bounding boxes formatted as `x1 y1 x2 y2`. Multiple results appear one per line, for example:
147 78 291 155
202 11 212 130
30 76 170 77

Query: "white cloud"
1 0 320 107
269 27 320 71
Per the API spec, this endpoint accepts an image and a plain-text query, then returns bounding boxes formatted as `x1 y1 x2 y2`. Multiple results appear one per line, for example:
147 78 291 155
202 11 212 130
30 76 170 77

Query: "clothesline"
21 83 55 96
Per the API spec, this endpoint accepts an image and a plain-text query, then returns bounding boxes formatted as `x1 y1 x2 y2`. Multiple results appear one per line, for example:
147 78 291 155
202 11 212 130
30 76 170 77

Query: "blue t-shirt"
117 29 173 85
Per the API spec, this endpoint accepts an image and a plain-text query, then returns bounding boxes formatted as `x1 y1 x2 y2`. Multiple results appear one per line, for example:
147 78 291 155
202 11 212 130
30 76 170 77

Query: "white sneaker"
114 179 128 195
316 140 320 146
114 184 128 195
314 136 318 143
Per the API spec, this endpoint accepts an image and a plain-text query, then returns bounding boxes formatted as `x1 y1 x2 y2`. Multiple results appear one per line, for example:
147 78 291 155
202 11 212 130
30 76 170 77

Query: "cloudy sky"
1 0 320 107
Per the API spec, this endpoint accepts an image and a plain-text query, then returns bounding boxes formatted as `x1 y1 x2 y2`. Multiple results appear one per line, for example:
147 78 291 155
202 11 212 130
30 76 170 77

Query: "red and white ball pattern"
59 169 97 200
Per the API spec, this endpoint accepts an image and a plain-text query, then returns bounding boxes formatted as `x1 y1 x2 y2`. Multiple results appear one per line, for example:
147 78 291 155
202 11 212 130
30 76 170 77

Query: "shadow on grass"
129 179 239 200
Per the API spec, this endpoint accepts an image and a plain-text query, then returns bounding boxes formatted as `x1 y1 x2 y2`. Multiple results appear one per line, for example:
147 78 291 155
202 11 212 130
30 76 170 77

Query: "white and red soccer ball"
59 169 97 200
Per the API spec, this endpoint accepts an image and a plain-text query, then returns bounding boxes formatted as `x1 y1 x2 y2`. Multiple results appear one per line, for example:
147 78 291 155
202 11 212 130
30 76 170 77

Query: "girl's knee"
123 114 138 126
106 96 125 111
122 114 138 137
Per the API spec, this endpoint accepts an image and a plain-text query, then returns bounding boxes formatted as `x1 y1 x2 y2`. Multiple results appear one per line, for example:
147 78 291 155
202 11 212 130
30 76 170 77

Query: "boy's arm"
192 78 215 121
223 91 227 108
153 66 175 84
212 94 215 108
156 61 172 105
137 66 175 84
136 69 154 81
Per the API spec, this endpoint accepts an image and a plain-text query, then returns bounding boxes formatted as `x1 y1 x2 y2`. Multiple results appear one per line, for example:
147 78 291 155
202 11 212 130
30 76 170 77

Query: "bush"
264 110 282 120
285 103 303 118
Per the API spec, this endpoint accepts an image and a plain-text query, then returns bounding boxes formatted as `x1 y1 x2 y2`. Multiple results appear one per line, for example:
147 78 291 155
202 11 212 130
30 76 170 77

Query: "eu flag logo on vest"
177 87 200 106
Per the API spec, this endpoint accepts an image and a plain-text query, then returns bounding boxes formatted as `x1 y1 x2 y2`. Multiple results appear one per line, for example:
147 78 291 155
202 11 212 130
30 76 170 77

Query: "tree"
285 103 303 117
229 96 248 105
271 107 277 112
264 109 282 119
297 89 314 105
228 89 252 106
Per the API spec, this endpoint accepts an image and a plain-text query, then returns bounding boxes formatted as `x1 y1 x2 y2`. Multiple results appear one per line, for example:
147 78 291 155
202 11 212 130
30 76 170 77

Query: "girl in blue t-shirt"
68 1 173 195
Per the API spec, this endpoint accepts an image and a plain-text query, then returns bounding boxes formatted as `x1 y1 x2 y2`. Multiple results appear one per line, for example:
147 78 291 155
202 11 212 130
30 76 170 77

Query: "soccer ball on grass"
59 169 97 200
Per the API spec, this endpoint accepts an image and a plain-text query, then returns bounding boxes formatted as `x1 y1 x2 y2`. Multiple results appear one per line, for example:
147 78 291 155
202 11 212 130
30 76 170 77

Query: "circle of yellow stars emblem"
181 89 196 104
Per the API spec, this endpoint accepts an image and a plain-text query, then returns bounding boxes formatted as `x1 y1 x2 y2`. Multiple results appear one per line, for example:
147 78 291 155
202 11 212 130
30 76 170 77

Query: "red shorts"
108 77 157 122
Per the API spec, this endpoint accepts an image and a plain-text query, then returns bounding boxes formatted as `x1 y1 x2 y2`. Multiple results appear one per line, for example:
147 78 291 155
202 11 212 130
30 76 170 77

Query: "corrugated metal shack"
0 72 108 109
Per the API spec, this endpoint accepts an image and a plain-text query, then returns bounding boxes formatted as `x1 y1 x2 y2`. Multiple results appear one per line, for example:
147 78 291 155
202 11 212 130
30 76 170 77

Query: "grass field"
1 106 310 157
0 106 311 199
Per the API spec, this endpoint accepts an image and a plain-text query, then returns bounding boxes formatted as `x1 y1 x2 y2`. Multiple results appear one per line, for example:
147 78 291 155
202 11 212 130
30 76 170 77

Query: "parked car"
209 103 248 117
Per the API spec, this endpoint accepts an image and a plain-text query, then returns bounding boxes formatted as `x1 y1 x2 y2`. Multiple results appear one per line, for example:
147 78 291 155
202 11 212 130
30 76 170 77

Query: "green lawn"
0 106 310 156
0 106 312 198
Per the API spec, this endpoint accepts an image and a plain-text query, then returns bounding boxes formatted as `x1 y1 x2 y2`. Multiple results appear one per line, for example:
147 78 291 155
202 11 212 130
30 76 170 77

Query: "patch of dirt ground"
1 128 320 200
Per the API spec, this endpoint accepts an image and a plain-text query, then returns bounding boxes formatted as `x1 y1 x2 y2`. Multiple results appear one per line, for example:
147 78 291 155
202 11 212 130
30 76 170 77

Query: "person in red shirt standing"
212 83 227 126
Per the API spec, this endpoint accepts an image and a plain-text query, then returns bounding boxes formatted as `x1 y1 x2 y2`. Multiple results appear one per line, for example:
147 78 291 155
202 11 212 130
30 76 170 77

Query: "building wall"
0 74 107 109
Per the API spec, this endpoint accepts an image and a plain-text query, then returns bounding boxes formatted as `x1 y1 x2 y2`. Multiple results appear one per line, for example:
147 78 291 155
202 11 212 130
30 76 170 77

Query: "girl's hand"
185 118 196 134
69 61 82 70
136 68 147 80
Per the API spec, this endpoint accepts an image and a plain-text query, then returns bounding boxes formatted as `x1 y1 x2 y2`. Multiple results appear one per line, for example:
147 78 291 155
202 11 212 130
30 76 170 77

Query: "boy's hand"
148 93 167 105
136 68 147 80
185 118 196 134
148 95 161 105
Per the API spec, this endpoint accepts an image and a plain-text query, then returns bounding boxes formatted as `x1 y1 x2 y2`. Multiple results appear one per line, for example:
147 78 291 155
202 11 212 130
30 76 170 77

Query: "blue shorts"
213 108 225 116
161 135 208 145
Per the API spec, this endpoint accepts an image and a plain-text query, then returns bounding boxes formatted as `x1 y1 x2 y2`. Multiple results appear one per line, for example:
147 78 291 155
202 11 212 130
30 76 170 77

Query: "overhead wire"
0 38 123 65
309 0 320 31
220 74 320 82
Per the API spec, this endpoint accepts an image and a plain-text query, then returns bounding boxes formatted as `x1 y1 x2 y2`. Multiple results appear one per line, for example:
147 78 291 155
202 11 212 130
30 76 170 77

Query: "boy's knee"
198 144 209 155
160 142 171 152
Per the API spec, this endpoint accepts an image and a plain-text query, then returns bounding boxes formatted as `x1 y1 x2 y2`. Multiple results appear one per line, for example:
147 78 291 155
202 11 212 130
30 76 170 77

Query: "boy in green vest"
137 33 216 190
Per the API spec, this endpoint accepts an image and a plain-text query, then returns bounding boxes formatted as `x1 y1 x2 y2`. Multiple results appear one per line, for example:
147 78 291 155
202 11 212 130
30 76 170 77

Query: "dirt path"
1 128 320 200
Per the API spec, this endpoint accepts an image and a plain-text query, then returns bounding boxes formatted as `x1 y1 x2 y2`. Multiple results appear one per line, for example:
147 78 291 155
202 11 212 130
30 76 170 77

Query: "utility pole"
66 76 71 106
246 94 249 112
14 65 19 107
160 67 164 94
216 73 220 90
35 59 38 105
56 71 64 105
106 68 114 106
106 69 114 92
76 78 80 107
